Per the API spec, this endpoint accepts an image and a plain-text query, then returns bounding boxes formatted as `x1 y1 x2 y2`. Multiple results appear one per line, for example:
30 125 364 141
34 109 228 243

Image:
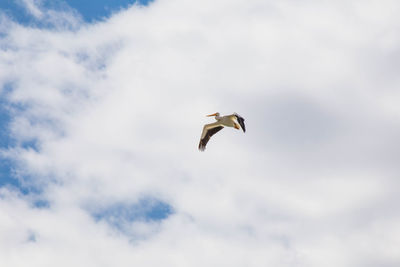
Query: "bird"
198 112 246 151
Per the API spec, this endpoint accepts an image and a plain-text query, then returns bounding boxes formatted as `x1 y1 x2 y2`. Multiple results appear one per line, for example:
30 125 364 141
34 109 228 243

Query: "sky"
1 0 400 266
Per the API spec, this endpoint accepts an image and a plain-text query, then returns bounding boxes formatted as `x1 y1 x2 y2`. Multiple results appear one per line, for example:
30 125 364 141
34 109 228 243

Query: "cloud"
19 0 43 18
1 0 400 266
10 0 82 29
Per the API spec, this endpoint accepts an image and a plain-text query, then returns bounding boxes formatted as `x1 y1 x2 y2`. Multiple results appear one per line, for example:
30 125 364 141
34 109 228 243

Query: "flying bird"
198 112 246 151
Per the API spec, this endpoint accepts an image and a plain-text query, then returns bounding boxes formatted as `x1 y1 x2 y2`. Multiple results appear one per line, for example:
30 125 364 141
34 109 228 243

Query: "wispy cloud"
1 0 400 266
19 0 43 18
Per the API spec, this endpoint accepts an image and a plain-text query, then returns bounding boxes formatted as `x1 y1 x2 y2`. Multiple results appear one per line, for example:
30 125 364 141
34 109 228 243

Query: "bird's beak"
206 113 218 117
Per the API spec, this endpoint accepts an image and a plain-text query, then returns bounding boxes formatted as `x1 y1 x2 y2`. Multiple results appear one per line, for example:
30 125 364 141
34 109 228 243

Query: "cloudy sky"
1 0 400 266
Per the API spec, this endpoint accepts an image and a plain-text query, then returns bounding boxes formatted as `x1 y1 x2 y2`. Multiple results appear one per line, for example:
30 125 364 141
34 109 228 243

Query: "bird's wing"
198 123 224 151
234 113 246 132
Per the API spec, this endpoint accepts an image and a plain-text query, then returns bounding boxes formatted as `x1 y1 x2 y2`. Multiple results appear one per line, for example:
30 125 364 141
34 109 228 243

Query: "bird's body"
198 112 246 151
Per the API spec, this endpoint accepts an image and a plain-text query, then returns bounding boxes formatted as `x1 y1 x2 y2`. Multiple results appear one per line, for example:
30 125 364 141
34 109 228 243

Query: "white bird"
198 112 246 151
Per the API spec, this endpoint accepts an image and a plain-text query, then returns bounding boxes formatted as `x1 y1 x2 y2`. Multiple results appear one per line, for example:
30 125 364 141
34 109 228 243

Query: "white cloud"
1 0 400 266
19 0 43 18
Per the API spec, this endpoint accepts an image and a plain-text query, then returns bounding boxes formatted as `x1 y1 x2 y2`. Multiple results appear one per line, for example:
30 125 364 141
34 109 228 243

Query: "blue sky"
1 1 400 266
0 0 151 24
0 85 16 188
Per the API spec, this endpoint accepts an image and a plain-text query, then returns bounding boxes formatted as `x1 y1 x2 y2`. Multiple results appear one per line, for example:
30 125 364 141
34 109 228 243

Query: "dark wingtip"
198 142 206 151
235 113 246 133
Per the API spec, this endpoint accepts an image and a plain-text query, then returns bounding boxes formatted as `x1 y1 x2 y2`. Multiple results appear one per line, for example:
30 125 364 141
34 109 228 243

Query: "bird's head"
206 112 220 117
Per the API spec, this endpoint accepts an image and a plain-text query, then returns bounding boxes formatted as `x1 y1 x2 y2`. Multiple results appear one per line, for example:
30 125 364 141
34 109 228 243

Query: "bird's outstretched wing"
198 125 224 151
234 113 246 133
